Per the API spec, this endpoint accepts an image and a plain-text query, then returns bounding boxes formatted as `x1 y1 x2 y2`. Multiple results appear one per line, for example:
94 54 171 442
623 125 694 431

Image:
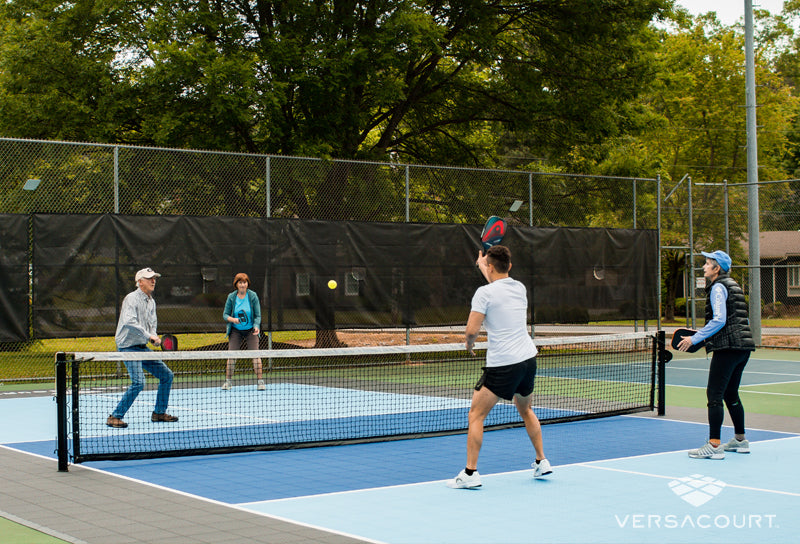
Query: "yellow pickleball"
328 280 337 289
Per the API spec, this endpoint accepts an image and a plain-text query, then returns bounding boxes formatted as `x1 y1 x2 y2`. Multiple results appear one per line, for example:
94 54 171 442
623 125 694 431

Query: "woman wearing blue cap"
676 250 755 459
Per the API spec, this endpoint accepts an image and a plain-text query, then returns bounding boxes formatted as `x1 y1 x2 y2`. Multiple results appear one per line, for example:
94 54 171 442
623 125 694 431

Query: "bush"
669 297 706 319
762 301 784 318
674 298 687 317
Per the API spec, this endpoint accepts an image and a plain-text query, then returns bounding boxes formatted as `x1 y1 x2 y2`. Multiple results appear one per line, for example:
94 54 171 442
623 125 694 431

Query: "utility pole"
745 0 762 344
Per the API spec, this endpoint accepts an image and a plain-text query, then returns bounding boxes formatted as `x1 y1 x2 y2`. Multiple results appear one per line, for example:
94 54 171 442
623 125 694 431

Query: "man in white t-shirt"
447 245 552 489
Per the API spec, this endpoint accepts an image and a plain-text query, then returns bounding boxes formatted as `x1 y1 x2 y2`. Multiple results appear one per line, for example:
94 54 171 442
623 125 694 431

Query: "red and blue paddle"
480 216 507 251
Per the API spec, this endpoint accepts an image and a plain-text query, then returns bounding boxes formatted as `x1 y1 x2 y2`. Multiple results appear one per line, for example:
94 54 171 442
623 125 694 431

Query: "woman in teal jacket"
222 273 264 390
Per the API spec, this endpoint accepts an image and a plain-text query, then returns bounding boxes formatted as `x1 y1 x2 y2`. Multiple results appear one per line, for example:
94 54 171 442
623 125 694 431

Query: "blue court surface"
2 351 798 543
243 436 800 544
3 403 798 543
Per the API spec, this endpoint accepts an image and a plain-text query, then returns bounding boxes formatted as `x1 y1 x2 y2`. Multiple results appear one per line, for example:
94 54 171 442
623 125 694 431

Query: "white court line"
581 463 800 497
668 366 800 378
622 414 800 436
742 380 800 387
739 390 800 397
666 383 800 396
0 444 384 544
248 434 800 505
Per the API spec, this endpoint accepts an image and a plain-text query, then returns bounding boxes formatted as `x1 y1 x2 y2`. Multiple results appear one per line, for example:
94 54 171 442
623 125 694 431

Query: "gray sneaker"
723 438 750 453
688 442 725 459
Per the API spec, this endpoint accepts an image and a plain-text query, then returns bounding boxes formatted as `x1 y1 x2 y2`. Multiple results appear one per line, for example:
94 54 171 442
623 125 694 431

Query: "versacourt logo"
614 473 779 530
668 474 726 507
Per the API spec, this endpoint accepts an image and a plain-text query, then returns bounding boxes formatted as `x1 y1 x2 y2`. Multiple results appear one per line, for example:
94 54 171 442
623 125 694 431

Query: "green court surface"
665 348 800 418
0 516 70 544
667 384 800 417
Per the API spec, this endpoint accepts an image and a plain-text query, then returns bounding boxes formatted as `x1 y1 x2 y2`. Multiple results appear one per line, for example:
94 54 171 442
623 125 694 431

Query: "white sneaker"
723 437 750 453
257 380 266 391
533 458 552 478
221 381 231 390
446 469 481 489
688 442 725 459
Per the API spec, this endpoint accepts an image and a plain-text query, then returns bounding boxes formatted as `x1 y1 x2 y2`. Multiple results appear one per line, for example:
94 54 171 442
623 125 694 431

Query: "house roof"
741 231 800 259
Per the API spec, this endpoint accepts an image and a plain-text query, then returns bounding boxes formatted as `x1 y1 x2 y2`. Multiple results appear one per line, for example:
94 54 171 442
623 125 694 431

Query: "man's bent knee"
128 381 144 394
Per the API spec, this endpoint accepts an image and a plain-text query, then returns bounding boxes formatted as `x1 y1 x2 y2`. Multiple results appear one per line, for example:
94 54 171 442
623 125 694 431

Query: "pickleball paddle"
161 334 178 351
480 216 507 251
671 328 704 353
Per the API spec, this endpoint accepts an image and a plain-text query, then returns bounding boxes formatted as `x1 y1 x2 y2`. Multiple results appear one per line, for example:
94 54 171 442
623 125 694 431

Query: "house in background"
743 231 800 308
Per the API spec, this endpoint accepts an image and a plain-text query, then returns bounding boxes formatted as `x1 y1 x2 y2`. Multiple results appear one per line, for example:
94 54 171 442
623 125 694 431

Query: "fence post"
688 177 696 329
404 164 410 223
657 174 662 331
405 164 411 345
266 155 271 218
723 179 729 254
113 145 119 214
528 172 533 226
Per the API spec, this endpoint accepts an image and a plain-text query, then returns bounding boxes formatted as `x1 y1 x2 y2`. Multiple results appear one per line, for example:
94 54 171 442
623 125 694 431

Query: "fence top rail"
0 136 657 182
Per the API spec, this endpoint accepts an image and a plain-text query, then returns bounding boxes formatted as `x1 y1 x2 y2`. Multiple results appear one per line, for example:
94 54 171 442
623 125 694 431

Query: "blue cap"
701 250 731 272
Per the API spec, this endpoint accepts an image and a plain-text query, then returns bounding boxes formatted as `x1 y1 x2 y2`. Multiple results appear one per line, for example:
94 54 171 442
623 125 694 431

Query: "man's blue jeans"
111 345 174 418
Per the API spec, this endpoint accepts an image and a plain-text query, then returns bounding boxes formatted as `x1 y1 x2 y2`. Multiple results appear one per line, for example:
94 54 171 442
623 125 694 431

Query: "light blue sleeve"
692 283 727 344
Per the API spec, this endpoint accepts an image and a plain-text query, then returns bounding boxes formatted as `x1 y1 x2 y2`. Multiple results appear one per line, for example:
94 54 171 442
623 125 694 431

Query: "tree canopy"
0 0 669 165
3 1 800 324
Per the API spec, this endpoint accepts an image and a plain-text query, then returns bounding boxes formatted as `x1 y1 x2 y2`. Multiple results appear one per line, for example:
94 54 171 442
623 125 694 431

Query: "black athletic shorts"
474 356 537 401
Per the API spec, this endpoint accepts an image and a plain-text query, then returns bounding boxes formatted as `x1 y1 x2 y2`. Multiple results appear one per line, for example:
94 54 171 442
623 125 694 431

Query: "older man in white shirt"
107 267 178 429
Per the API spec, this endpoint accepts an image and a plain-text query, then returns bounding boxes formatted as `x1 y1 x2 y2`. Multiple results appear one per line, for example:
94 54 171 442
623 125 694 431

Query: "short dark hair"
486 245 511 273
233 272 250 288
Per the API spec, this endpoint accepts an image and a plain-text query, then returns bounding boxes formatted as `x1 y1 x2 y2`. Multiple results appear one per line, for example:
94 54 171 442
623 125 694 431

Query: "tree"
600 14 797 320
2 1 669 161
0 0 136 141
0 0 672 345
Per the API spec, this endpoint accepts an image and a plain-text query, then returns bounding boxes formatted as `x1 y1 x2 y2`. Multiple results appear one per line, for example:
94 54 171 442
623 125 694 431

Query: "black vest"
704 275 755 352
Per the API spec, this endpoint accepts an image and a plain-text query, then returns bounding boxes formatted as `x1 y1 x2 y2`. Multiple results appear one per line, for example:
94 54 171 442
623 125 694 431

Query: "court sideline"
2 348 799 544
2 406 799 544
0 445 367 544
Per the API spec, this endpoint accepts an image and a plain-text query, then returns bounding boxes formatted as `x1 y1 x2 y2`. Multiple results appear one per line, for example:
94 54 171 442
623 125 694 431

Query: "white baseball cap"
135 267 161 282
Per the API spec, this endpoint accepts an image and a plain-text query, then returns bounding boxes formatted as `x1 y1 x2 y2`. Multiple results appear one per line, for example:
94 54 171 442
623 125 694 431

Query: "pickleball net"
56 332 664 465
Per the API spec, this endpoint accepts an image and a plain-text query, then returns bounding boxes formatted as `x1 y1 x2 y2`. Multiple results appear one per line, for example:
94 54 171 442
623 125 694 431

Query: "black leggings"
706 349 751 440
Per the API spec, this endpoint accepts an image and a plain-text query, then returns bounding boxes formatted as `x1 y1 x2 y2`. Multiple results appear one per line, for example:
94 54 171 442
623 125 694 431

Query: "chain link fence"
660 176 800 348
1 137 658 382
3 137 798 383
1 138 656 225
723 180 800 339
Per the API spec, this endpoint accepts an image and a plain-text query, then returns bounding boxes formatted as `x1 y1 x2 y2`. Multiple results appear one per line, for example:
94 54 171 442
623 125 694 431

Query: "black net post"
55 352 69 472
657 330 666 416
71 357 81 463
